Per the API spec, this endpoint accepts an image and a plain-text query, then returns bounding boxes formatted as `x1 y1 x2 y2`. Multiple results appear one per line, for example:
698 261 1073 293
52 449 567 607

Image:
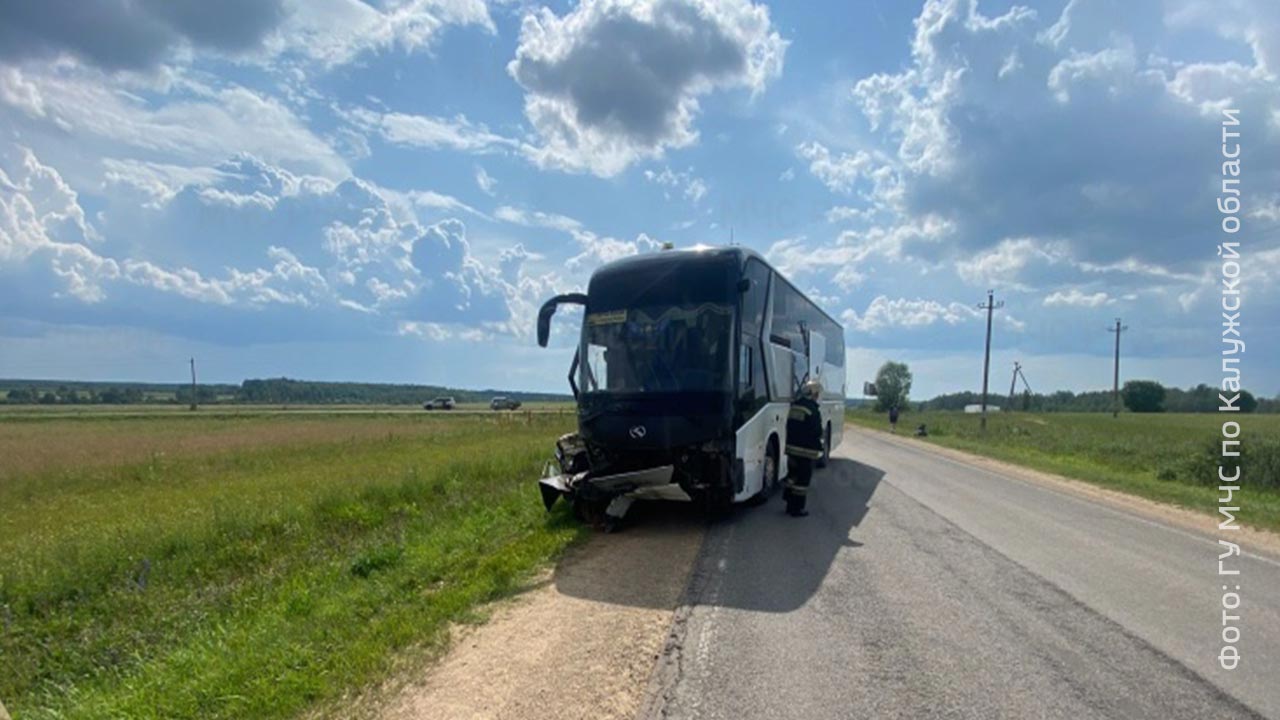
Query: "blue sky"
1 0 1278 399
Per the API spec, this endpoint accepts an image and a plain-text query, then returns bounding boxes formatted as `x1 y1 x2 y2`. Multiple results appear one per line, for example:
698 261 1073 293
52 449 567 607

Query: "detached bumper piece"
537 464 676 525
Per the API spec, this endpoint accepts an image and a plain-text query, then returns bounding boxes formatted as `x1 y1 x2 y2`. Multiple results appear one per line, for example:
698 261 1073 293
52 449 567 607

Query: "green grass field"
846 410 1280 531
0 410 581 719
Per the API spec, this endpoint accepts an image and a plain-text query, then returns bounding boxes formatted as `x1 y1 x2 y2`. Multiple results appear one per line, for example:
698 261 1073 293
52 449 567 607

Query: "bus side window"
739 344 752 389
741 259 769 333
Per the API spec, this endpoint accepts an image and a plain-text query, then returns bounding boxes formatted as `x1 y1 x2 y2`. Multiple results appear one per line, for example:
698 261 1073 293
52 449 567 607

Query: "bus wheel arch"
765 434 780 493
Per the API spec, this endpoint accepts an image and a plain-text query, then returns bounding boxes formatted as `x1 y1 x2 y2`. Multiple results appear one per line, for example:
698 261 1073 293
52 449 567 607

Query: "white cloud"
644 166 709 203
841 295 980 332
566 230 663 272
1166 0 1280 78
474 165 497 195
955 237 1069 289
767 215 954 291
16 68 350 180
101 158 228 207
2 147 347 310
1043 287 1110 307
842 0 1280 276
2 145 548 343
1046 44 1139 104
1252 195 1280 223
343 105 518 155
0 146 113 302
494 205 583 233
825 205 875 224
398 320 454 341
796 141 877 194
402 189 484 218
795 0 1279 378
508 0 786 176
270 0 494 68
0 67 46 117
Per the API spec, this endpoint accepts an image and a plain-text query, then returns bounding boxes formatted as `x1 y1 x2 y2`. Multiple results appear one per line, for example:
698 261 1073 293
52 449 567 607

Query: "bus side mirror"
537 304 555 348
536 293 587 348
737 278 751 293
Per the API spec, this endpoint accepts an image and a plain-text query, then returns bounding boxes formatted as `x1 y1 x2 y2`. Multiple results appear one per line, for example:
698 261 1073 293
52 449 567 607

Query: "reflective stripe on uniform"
783 481 808 495
785 444 822 459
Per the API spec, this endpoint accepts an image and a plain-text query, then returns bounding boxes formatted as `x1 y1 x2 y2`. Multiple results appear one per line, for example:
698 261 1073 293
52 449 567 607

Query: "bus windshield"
581 302 733 394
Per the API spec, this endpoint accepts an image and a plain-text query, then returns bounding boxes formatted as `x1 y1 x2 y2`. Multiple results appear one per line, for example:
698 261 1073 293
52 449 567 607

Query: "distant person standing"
889 404 900 433
783 381 824 518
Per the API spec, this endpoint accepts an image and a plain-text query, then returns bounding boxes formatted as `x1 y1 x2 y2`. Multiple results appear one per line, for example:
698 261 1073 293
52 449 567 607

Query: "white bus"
536 245 846 525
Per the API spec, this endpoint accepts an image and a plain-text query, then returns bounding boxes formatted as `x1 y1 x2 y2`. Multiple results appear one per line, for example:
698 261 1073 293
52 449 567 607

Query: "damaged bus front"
536 246 846 529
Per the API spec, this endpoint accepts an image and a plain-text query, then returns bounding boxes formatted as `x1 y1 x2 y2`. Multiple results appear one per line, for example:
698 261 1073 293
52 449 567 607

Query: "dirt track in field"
375 501 705 720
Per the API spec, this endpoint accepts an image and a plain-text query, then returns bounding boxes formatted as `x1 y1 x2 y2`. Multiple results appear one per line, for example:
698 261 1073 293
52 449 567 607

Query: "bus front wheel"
744 439 778 507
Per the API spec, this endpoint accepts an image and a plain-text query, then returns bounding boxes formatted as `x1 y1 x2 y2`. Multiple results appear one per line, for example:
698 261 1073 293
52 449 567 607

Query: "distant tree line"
4 385 152 405
234 378 566 405
919 382 1274 414
1 378 569 406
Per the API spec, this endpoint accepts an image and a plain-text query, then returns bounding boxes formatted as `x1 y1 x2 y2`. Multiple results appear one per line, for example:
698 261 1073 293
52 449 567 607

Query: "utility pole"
1008 361 1022 410
977 290 1004 431
189 357 198 411
1108 319 1128 418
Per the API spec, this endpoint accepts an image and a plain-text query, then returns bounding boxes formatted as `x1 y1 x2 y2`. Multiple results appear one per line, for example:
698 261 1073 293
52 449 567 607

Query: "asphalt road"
643 428 1280 720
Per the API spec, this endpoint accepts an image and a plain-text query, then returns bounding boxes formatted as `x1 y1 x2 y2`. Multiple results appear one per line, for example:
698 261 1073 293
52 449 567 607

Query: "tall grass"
0 413 582 719
846 410 1280 531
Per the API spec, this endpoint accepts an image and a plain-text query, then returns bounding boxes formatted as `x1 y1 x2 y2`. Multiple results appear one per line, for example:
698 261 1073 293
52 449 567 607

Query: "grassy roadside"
0 413 582 719
845 410 1280 533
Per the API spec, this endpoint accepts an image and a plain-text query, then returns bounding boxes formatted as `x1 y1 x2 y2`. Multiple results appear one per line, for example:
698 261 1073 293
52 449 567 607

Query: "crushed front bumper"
538 463 688 513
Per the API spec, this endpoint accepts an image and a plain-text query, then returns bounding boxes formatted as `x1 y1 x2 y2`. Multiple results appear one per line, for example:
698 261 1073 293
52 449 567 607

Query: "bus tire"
749 435 780 505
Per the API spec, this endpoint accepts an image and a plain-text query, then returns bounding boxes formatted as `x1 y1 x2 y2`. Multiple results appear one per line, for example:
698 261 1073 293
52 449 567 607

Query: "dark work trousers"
784 456 814 515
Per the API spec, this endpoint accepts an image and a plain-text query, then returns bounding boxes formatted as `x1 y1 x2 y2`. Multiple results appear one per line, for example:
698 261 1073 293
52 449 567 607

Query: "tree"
6 388 39 404
1122 380 1166 413
874 361 912 412
1239 389 1258 413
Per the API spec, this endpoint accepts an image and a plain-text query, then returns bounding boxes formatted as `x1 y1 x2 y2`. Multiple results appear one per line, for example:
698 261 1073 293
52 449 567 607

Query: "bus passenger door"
807 331 826 387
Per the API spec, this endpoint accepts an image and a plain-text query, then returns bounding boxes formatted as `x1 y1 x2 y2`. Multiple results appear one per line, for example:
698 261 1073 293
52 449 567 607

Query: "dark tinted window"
769 280 805 348
769 276 844 367
589 254 735 312
582 302 733 394
741 259 770 335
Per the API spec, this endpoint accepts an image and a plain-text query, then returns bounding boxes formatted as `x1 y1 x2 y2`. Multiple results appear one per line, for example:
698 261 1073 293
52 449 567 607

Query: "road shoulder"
364 503 705 720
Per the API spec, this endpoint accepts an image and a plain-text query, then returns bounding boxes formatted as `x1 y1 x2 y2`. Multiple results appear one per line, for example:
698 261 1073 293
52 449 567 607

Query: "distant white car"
490 396 522 410
424 396 456 410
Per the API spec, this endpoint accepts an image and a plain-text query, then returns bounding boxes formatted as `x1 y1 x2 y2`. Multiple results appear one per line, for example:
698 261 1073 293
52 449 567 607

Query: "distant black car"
490 396 522 410
424 396 456 410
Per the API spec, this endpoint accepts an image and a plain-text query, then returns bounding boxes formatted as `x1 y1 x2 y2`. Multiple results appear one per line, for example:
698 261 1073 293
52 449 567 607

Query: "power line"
977 289 1004 431
1107 319 1128 418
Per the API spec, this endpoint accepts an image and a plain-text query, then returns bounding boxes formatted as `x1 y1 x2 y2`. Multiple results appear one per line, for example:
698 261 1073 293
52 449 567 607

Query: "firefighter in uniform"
783 380 824 517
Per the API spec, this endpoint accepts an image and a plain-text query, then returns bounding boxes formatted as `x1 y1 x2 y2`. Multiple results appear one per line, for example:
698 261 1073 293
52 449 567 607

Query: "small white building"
963 404 1000 413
